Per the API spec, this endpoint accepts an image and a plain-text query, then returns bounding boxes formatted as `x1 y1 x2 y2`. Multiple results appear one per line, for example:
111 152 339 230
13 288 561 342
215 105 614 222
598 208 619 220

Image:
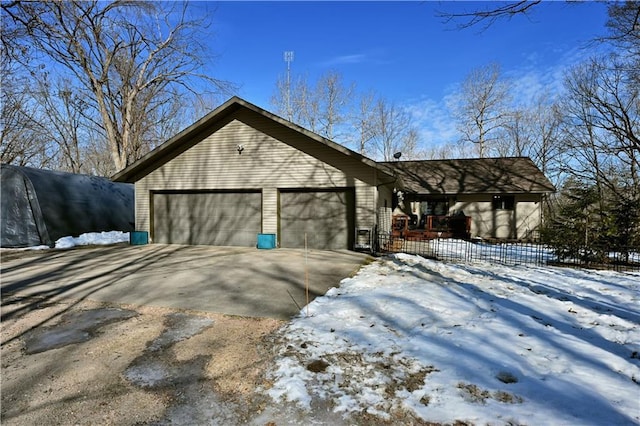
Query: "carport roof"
112 96 395 183
381 157 556 195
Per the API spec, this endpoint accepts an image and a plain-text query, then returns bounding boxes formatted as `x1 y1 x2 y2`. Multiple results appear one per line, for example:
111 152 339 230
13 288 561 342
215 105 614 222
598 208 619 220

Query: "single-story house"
113 97 554 249
112 97 396 250
381 158 555 240
1 164 134 247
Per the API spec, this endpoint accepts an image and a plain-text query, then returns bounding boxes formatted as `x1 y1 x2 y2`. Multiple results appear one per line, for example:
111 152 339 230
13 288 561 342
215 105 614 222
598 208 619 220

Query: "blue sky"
192 1 611 147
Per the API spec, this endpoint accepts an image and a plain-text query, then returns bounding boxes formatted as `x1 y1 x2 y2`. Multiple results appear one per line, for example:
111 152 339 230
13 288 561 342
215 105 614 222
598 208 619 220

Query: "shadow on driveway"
1 244 371 325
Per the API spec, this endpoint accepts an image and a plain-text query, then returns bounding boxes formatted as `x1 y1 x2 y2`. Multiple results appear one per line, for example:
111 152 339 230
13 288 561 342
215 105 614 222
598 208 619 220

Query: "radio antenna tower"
283 51 294 121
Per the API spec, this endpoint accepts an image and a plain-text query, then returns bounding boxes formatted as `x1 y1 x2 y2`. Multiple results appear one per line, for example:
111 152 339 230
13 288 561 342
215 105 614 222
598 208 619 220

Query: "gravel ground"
1 296 285 425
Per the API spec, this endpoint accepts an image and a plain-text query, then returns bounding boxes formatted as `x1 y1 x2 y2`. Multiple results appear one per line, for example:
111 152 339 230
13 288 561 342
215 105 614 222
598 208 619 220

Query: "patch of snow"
4 231 129 250
268 253 640 425
23 245 51 250
54 231 129 248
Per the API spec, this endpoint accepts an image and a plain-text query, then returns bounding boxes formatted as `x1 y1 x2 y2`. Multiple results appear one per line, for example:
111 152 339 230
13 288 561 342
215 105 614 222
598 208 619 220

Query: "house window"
421 199 449 216
493 195 515 211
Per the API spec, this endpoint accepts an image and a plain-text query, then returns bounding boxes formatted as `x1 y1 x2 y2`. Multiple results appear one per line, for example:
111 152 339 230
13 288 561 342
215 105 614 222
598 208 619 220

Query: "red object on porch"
391 213 471 240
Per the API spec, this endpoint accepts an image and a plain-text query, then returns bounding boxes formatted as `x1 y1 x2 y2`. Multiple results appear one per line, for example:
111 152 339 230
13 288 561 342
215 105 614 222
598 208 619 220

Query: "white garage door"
153 192 261 246
279 189 354 250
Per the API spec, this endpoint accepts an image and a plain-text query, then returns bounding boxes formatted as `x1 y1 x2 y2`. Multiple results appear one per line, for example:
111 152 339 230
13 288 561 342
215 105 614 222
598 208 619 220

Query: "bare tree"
3 1 232 172
348 91 377 155
0 90 52 168
271 71 424 160
27 74 90 173
272 73 298 124
272 73 319 133
528 97 564 178
1 30 47 167
83 133 116 177
437 1 542 31
294 75 322 134
370 99 419 161
495 108 528 157
448 62 511 158
423 142 474 160
0 66 53 168
496 93 564 180
271 70 353 141
562 56 639 203
548 2 640 251
600 1 640 55
317 71 354 140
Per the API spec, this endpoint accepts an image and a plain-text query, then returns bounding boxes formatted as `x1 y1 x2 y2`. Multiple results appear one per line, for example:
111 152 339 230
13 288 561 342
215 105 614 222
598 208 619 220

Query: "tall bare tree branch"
448 62 511 158
437 0 542 32
3 1 234 172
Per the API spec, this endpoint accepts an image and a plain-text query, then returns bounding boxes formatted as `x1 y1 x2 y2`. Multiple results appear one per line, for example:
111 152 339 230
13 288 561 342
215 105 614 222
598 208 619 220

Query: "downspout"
373 167 378 230
375 168 400 247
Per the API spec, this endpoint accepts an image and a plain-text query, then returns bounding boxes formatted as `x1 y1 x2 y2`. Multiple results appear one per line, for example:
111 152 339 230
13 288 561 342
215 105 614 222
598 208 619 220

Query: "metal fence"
551 246 640 272
376 234 640 271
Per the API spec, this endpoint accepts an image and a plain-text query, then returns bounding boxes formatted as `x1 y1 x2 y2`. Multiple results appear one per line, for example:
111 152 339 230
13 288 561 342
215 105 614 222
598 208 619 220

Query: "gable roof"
381 157 555 195
112 96 393 183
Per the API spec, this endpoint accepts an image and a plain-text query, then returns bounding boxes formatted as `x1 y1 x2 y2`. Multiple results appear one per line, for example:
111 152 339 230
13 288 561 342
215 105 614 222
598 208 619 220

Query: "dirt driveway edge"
1 296 286 425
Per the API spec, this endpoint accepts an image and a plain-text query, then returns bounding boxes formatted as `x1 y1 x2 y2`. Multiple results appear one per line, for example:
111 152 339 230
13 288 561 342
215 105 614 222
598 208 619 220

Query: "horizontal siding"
454 194 543 239
262 187 278 235
139 119 354 190
355 181 375 229
136 111 381 238
135 187 149 233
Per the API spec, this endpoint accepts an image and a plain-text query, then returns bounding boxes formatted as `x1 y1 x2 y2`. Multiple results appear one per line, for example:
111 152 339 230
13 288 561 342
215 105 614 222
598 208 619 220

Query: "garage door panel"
280 190 354 250
153 192 261 246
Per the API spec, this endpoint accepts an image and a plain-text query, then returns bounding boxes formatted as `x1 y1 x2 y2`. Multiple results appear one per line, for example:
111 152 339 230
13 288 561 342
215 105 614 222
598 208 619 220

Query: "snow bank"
54 231 129 248
12 231 130 250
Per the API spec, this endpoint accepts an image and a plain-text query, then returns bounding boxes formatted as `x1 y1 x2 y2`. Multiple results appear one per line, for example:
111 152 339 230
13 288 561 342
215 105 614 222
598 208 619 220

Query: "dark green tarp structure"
1 164 134 248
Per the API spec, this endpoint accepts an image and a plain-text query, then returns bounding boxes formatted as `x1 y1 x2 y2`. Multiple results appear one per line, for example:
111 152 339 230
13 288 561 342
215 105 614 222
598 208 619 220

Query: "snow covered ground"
268 253 640 425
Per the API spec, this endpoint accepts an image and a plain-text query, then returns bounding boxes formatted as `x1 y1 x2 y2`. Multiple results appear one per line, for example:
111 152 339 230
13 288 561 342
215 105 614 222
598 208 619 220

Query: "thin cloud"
320 53 368 67
404 97 459 150
507 45 603 105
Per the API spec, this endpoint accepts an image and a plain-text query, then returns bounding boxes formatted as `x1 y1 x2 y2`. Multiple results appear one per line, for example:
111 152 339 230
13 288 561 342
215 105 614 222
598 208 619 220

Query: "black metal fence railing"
550 246 640 272
376 234 640 272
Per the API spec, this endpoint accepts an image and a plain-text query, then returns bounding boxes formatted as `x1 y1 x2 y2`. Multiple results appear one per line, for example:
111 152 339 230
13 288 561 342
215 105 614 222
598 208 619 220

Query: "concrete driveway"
1 244 372 320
